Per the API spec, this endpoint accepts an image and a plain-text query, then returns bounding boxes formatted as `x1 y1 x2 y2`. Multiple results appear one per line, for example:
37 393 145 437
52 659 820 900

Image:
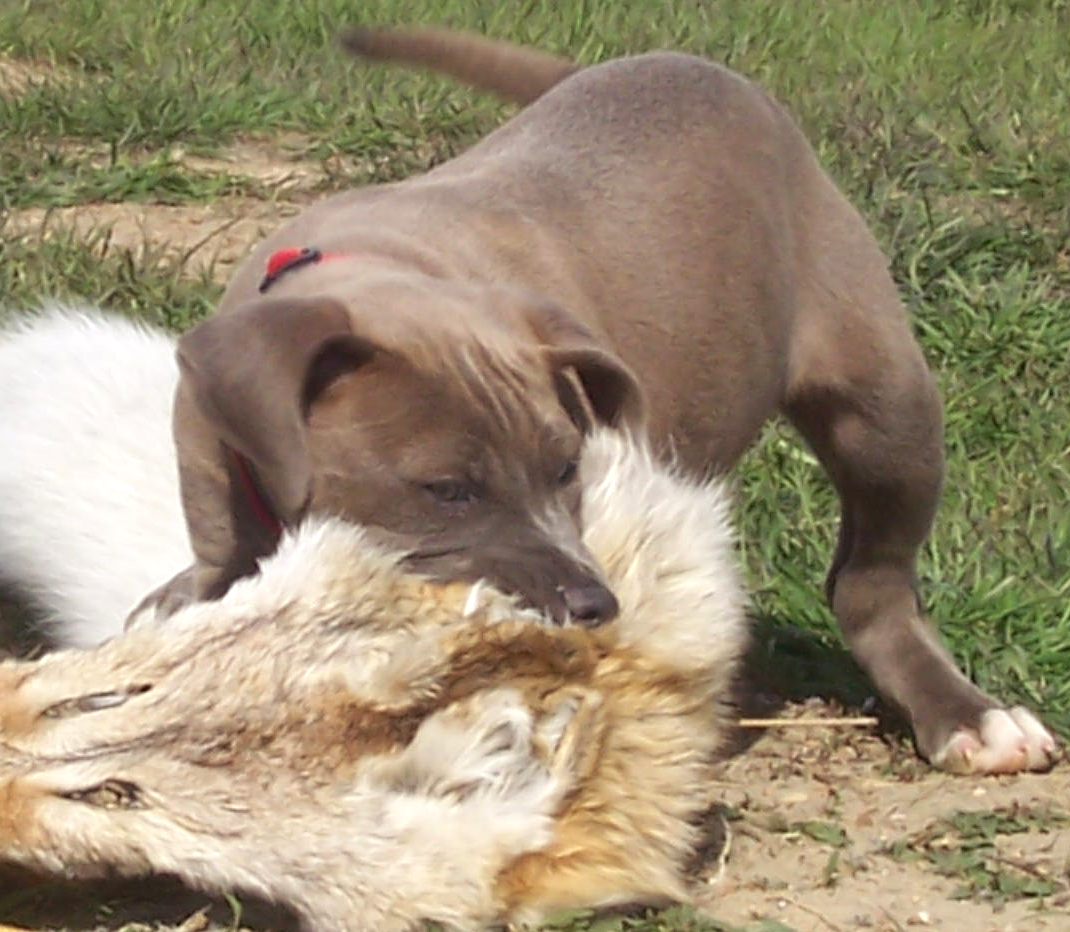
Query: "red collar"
258 246 346 293
228 447 283 540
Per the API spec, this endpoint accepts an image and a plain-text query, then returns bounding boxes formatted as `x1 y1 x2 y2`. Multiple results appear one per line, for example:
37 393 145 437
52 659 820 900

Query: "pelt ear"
170 296 377 606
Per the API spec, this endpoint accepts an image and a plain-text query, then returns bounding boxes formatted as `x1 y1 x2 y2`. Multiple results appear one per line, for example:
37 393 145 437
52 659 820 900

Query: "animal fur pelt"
0 306 189 648
0 425 746 930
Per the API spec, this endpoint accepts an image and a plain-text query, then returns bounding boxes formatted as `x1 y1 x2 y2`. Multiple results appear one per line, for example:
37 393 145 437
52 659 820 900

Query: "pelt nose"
562 583 619 627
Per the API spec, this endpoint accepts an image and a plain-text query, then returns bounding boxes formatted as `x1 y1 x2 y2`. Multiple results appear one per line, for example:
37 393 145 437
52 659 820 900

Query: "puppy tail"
340 26 578 107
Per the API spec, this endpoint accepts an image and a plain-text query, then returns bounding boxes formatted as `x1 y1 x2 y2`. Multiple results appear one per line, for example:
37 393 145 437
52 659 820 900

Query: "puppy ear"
171 297 377 604
548 344 646 433
525 300 646 433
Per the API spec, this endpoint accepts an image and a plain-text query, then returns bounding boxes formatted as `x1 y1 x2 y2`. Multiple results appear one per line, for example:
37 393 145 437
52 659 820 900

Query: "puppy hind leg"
784 314 1057 773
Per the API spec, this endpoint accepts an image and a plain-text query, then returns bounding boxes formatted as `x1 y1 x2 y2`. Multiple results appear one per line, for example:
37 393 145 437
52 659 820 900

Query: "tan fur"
0 431 746 930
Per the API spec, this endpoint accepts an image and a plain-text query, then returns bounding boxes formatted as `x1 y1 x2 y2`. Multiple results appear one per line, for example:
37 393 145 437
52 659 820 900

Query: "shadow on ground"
732 613 911 742
0 868 298 932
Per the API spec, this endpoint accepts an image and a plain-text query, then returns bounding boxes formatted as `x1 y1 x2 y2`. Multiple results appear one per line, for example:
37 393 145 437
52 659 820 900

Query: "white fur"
579 433 745 674
0 306 189 646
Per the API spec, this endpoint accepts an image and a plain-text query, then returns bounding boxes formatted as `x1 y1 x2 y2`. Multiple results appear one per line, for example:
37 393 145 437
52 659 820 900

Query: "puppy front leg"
785 288 1058 774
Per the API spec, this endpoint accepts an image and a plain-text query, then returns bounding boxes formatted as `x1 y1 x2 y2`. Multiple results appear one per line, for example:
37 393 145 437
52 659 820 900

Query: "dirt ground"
3 128 1068 932
699 703 1070 931
3 135 326 283
5 196 298 280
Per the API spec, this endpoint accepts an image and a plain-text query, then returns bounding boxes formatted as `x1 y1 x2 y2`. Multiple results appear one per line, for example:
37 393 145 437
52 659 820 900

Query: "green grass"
883 805 1070 904
0 232 217 331
0 145 270 208
2 0 1069 929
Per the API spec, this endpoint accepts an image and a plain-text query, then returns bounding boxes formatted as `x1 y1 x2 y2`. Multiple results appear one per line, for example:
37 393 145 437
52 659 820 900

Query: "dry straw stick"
737 716 879 729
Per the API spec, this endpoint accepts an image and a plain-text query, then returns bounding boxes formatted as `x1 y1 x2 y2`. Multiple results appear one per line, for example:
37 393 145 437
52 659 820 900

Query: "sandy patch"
0 55 67 97
3 200 299 280
172 137 343 195
698 704 1069 931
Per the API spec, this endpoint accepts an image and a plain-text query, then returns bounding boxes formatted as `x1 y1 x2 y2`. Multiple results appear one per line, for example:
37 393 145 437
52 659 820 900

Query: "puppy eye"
556 460 579 486
423 479 477 505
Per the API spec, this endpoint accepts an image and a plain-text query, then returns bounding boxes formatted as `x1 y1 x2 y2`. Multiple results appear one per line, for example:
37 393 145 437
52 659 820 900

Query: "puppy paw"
932 707 1060 774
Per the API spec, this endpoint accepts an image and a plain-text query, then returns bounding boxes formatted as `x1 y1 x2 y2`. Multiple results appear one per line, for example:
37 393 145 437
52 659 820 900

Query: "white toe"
1007 706 1059 770
934 708 1059 775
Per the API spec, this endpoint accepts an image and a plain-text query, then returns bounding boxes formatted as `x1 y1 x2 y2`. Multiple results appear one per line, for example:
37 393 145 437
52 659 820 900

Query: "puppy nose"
562 583 619 626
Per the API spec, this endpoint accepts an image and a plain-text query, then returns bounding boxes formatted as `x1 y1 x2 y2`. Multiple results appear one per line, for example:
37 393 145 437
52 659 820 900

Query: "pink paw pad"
935 708 1060 774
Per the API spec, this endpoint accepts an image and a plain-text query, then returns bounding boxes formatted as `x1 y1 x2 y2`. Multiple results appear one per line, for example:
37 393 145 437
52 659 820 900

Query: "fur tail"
339 26 578 106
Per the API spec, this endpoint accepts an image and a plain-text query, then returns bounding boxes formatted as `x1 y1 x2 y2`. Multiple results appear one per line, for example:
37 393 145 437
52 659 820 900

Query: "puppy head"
160 288 645 625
